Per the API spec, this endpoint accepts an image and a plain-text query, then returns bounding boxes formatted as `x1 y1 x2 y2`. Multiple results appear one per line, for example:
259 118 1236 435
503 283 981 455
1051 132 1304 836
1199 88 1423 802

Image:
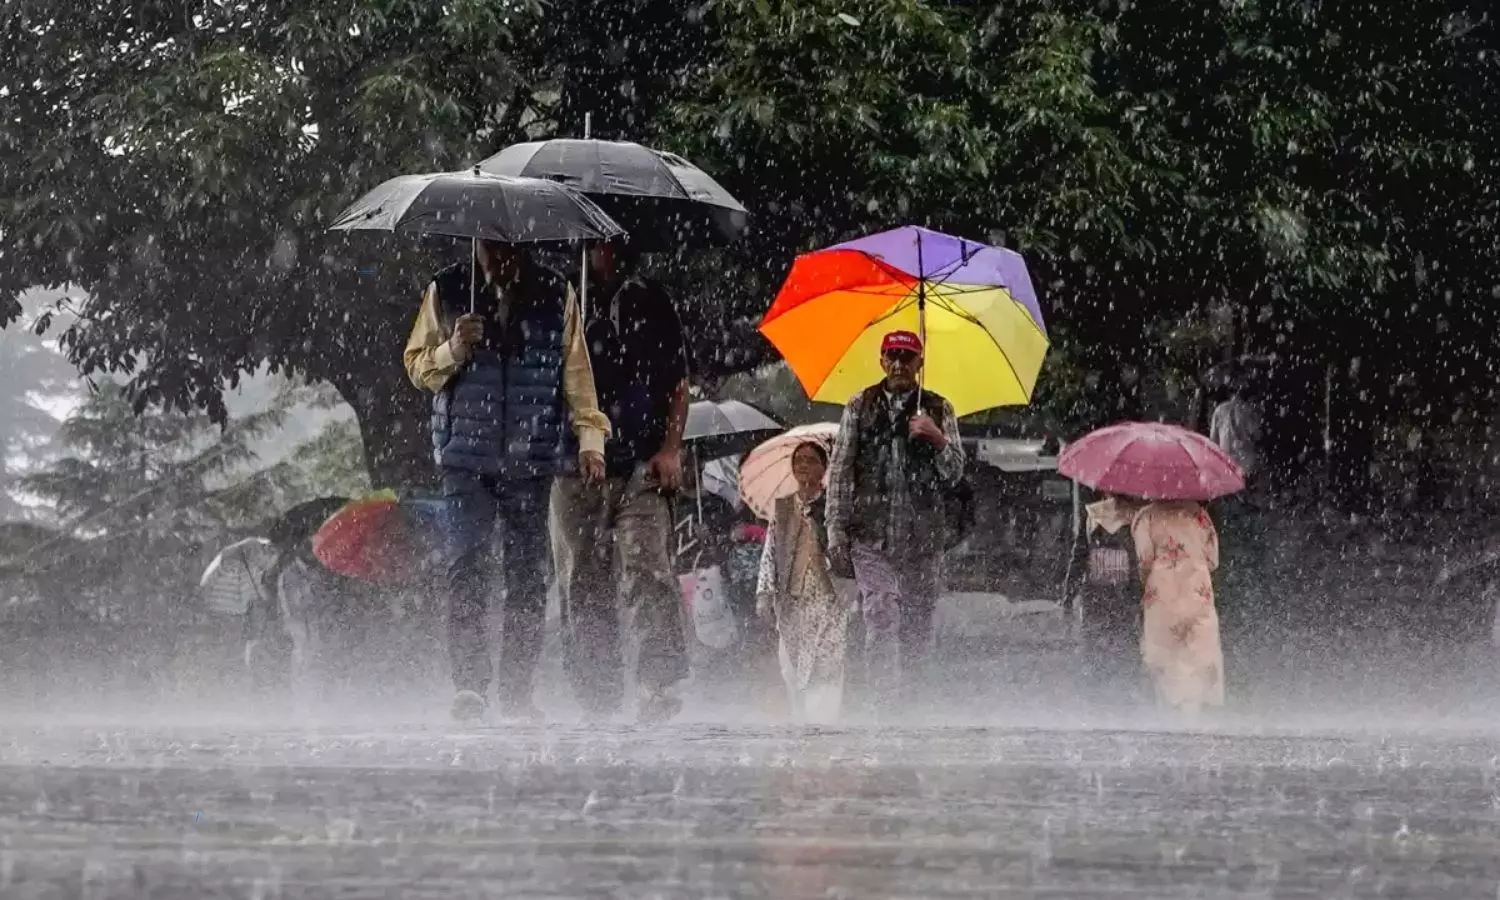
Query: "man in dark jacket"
825 330 965 714
550 239 690 724
404 240 610 723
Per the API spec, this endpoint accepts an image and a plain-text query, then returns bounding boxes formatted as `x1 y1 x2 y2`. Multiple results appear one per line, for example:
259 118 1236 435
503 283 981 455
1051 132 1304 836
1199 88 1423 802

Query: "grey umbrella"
684 400 784 465
477 139 748 251
681 400 783 529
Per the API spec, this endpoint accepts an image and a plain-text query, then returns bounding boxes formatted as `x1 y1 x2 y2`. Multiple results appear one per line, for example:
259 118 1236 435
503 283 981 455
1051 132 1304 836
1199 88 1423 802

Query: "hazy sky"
1 289 355 507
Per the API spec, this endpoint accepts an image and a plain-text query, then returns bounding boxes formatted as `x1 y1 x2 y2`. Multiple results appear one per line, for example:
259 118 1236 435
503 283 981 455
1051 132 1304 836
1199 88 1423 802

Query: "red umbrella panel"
1057 421 1244 502
311 493 422 585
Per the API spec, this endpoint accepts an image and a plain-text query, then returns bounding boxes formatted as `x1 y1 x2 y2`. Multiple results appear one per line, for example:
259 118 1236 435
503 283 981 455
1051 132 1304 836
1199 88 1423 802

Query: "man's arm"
402 283 460 393
560 282 611 458
933 399 966 487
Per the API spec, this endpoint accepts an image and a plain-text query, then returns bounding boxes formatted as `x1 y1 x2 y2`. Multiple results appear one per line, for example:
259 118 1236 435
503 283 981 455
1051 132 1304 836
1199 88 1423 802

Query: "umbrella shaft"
580 111 593 321
917 230 926 404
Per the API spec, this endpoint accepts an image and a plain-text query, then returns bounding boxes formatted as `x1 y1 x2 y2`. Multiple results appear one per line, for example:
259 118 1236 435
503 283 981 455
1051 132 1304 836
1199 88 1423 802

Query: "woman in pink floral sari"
1088 496 1225 714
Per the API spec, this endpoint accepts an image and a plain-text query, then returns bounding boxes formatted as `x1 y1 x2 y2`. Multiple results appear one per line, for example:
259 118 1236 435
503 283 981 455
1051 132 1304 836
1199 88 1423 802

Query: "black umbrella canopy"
329 170 626 244
683 400 784 461
477 140 748 251
264 496 351 549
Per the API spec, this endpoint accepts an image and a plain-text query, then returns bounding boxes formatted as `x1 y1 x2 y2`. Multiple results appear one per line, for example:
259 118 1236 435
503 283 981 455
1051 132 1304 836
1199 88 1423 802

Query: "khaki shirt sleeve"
561 282 611 456
402 283 460 393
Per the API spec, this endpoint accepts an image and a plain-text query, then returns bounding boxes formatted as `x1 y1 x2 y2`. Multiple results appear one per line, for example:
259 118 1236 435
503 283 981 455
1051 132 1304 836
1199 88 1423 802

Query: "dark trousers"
441 471 551 706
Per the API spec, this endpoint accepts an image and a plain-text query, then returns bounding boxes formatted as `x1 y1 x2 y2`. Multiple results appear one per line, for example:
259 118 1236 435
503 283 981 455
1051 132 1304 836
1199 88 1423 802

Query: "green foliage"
3 0 1499 508
264 419 373 502
0 294 81 518
7 376 370 622
11 380 285 621
670 0 1500 454
1 1 550 488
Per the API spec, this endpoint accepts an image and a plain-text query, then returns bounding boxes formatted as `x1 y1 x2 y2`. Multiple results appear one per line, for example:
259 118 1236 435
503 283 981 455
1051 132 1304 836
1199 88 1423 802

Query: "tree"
8 1 1499 511
668 0 1500 507
0 0 720 491
0 291 84 519
258 380 373 500
0 2 515 490
13 379 291 620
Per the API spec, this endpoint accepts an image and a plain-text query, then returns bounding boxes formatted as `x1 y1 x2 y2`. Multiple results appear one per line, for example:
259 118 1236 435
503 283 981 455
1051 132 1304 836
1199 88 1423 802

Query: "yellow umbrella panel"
760 280 1049 418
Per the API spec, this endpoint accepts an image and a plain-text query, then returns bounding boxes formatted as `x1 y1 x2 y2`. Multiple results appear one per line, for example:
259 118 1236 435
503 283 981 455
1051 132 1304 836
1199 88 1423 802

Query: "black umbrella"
684 400 784 464
477 139 748 251
329 169 624 244
264 496 352 550
330 168 626 313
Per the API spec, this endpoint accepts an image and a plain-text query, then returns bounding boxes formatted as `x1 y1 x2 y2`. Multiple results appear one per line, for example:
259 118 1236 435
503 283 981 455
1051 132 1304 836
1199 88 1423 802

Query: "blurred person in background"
755 441 852 723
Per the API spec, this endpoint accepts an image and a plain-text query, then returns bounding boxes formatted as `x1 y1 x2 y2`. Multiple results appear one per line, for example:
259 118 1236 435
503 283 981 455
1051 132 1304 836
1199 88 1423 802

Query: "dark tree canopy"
4 0 1499 507
0 0 703 488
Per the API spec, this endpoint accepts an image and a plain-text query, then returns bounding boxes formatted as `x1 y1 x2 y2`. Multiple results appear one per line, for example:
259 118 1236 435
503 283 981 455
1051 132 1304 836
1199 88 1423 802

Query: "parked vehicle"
939 438 1082 653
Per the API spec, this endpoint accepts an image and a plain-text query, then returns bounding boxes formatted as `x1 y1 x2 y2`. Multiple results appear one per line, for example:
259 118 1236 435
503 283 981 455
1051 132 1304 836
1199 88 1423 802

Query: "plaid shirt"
825 388 965 557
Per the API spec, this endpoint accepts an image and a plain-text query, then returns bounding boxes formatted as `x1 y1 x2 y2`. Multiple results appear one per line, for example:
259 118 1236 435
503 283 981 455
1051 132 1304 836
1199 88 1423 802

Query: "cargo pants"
550 464 690 715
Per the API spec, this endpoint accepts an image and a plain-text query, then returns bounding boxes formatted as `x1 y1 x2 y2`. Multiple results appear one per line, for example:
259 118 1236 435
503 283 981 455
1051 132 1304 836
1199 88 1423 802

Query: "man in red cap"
825 329 966 717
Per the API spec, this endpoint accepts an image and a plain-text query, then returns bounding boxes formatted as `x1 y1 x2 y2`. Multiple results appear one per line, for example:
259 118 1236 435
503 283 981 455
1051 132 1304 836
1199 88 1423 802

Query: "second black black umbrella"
477 139 748 251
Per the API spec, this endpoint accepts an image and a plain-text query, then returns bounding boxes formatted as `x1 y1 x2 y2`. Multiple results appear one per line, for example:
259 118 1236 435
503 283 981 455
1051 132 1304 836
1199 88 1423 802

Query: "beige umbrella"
737 423 840 521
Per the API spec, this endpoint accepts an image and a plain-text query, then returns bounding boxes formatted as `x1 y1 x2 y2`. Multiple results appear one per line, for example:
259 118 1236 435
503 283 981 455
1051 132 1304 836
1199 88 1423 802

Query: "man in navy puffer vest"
404 240 610 723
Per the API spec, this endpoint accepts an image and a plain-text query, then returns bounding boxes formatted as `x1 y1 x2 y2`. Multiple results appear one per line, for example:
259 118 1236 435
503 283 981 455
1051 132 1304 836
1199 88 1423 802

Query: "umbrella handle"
580 244 589 322
693 444 704 523
579 113 593 321
469 238 477 315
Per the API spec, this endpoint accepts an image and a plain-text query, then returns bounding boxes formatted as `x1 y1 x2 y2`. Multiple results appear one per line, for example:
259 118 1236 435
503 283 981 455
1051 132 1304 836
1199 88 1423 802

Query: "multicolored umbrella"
737 423 841 521
1058 422 1245 502
760 226 1048 417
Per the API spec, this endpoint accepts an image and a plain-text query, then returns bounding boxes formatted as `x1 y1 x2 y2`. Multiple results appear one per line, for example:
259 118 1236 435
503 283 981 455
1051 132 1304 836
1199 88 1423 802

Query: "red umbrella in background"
1058 421 1244 502
312 491 421 585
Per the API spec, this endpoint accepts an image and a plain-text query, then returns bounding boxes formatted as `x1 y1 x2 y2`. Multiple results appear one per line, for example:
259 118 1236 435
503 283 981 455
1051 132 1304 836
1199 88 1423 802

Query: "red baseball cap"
880 330 923 355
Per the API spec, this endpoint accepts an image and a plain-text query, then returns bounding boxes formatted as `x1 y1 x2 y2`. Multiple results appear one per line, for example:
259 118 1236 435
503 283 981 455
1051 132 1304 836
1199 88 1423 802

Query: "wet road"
0 723 1496 898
